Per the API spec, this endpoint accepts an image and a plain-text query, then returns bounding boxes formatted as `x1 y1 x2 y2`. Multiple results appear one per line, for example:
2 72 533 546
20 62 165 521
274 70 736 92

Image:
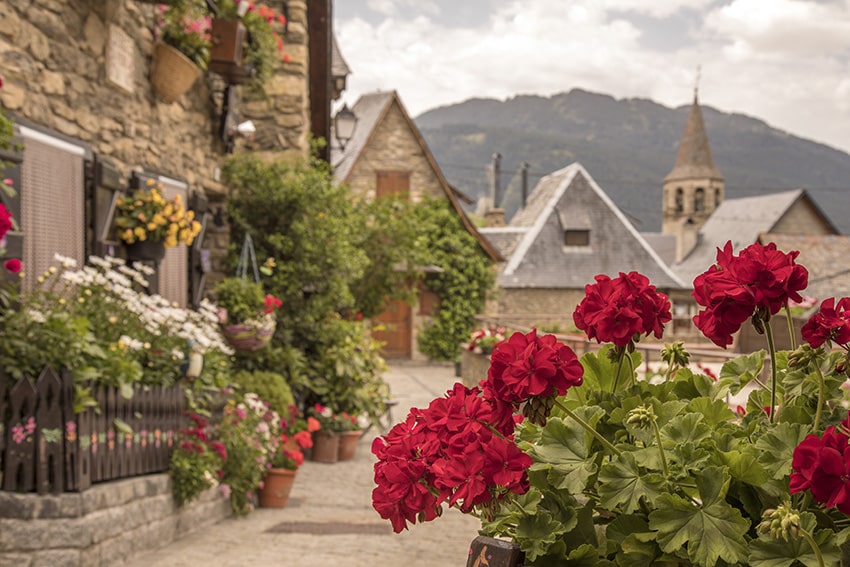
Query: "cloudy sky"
333 0 850 154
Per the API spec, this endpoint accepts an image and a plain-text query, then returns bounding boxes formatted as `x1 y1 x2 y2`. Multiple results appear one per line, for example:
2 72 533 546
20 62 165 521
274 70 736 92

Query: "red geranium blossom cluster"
263 294 282 314
573 271 672 347
801 297 850 349
692 241 809 348
790 412 850 513
486 329 583 405
372 383 530 533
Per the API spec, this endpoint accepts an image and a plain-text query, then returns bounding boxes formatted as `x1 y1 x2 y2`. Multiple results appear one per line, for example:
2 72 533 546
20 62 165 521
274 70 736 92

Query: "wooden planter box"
1 366 185 494
208 18 252 84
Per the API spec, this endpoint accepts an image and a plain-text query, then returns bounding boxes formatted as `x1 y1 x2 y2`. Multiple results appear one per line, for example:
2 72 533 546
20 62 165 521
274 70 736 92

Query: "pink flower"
219 484 231 499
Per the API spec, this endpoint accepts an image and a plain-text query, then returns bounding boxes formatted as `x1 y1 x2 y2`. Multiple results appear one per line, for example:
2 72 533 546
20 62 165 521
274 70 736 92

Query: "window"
695 187 705 212
715 188 721 207
376 170 410 199
675 188 684 213
18 125 88 291
564 229 590 246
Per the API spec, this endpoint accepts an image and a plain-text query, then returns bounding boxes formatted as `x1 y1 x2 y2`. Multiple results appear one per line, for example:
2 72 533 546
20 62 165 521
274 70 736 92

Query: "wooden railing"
0 366 185 494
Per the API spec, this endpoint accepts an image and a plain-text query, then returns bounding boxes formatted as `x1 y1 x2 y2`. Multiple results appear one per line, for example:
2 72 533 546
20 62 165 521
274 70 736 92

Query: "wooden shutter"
375 170 410 199
19 126 87 291
189 191 211 308
157 176 189 308
91 156 123 258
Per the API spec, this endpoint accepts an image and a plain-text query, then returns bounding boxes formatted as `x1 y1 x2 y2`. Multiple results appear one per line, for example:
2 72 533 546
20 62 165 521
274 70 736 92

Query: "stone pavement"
124 362 480 567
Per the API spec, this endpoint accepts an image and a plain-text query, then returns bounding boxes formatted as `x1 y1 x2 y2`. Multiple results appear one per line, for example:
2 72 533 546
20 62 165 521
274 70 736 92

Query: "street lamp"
333 103 357 152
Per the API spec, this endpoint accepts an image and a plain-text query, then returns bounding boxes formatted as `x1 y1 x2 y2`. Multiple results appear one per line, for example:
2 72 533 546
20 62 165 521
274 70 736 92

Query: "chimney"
520 162 529 207
485 208 506 227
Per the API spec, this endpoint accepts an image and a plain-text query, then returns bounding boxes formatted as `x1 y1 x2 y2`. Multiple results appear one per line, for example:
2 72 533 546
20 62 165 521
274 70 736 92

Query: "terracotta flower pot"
337 430 363 461
258 468 297 508
311 431 340 464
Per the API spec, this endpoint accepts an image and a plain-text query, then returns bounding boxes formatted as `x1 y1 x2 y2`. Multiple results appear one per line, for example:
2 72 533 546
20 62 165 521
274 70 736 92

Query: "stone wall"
0 474 231 567
0 0 310 294
486 287 587 332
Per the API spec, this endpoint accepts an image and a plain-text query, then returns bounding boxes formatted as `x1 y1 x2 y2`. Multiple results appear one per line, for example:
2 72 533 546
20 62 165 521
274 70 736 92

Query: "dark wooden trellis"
0 367 185 493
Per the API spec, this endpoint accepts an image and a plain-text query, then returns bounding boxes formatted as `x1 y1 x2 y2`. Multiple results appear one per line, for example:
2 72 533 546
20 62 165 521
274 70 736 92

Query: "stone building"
0 0 320 306
331 90 501 359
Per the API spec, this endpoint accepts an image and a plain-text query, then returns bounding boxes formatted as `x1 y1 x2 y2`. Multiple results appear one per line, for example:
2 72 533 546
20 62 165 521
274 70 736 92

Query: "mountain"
415 89 850 234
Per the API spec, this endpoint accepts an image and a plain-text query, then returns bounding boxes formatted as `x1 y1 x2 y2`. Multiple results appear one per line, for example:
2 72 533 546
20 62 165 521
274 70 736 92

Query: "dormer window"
675 188 684 213
564 229 590 246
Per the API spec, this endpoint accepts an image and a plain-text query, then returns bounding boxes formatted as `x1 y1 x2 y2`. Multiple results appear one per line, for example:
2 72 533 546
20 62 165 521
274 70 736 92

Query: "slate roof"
665 95 723 182
484 163 685 290
760 233 850 300
673 189 815 284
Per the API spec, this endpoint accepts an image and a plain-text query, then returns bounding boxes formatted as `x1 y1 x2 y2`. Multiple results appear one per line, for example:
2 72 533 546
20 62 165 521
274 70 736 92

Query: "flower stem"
553 398 621 456
798 526 825 567
612 348 625 393
813 361 826 432
764 321 778 424
651 419 670 478
784 304 797 351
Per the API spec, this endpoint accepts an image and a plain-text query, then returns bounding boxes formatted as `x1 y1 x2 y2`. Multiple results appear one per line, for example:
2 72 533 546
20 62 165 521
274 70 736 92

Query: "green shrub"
230 370 294 415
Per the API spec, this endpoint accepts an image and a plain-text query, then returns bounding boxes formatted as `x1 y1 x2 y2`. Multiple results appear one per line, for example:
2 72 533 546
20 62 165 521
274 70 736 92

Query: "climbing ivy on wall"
414 197 495 361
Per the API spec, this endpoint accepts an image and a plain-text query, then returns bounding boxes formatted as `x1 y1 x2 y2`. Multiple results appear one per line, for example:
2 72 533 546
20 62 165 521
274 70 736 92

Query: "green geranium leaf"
660 412 711 446
599 452 666 513
755 422 811 480
721 350 767 393
719 450 770 485
606 514 650 545
516 508 574 561
649 467 750 566
687 397 737 427
617 533 660 567
563 543 604 566
748 512 840 567
579 346 619 392
529 413 601 493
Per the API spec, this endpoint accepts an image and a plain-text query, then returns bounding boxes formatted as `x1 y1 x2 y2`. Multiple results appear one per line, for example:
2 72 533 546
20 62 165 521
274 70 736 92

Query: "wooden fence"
0 366 185 494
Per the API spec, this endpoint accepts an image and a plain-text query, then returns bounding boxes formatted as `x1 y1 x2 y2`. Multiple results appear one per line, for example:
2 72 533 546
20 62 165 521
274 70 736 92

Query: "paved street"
125 362 480 567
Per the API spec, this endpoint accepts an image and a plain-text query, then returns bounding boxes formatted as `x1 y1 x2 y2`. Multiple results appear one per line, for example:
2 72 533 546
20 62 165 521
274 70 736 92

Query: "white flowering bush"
0 254 233 411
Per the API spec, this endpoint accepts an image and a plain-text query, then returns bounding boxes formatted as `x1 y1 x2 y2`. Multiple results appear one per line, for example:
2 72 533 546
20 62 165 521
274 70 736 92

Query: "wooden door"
374 298 412 358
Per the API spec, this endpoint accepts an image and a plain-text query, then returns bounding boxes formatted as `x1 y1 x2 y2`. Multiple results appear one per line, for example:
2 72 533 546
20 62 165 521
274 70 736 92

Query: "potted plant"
215 277 282 350
257 406 314 508
371 242 850 566
114 179 201 262
151 0 211 102
335 411 364 461
208 0 287 91
307 403 342 464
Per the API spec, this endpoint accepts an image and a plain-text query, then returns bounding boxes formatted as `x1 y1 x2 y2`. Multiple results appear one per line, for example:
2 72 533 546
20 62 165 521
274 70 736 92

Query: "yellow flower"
147 222 157 231
164 235 178 248
134 227 147 241
153 214 166 225
167 223 179 234
146 179 155 187
122 229 135 243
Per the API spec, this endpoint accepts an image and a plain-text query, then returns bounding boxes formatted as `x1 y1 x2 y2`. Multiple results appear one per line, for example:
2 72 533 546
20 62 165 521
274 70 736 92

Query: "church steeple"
662 81 725 262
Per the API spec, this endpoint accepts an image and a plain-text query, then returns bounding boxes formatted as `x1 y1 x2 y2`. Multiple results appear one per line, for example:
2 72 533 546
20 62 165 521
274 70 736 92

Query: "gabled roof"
665 95 723 182
482 163 685 289
330 90 502 262
673 189 836 285
759 233 850 300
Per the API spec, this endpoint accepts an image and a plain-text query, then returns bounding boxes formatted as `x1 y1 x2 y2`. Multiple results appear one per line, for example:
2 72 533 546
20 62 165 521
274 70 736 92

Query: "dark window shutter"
90 156 123 258
189 191 210 308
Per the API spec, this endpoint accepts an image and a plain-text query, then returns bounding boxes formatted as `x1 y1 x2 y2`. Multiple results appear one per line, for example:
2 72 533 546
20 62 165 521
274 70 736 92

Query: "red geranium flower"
0 203 12 241
692 241 809 348
264 294 282 314
4 258 21 274
801 297 850 348
486 329 583 405
790 422 850 514
573 271 672 347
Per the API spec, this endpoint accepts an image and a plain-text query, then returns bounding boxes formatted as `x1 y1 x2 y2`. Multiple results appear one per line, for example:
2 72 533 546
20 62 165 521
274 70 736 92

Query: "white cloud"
335 0 850 153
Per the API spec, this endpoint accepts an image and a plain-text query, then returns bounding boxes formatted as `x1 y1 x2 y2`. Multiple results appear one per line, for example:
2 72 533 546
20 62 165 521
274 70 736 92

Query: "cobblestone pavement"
125 362 480 567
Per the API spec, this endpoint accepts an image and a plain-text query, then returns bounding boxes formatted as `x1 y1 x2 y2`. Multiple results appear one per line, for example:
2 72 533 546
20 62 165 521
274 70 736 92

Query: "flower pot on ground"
150 41 202 103
258 467 297 508
311 431 339 464
337 429 363 461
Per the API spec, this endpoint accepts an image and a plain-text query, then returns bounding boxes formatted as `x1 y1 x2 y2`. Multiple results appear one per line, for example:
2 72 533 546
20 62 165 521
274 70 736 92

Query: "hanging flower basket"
220 316 276 351
150 41 202 103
